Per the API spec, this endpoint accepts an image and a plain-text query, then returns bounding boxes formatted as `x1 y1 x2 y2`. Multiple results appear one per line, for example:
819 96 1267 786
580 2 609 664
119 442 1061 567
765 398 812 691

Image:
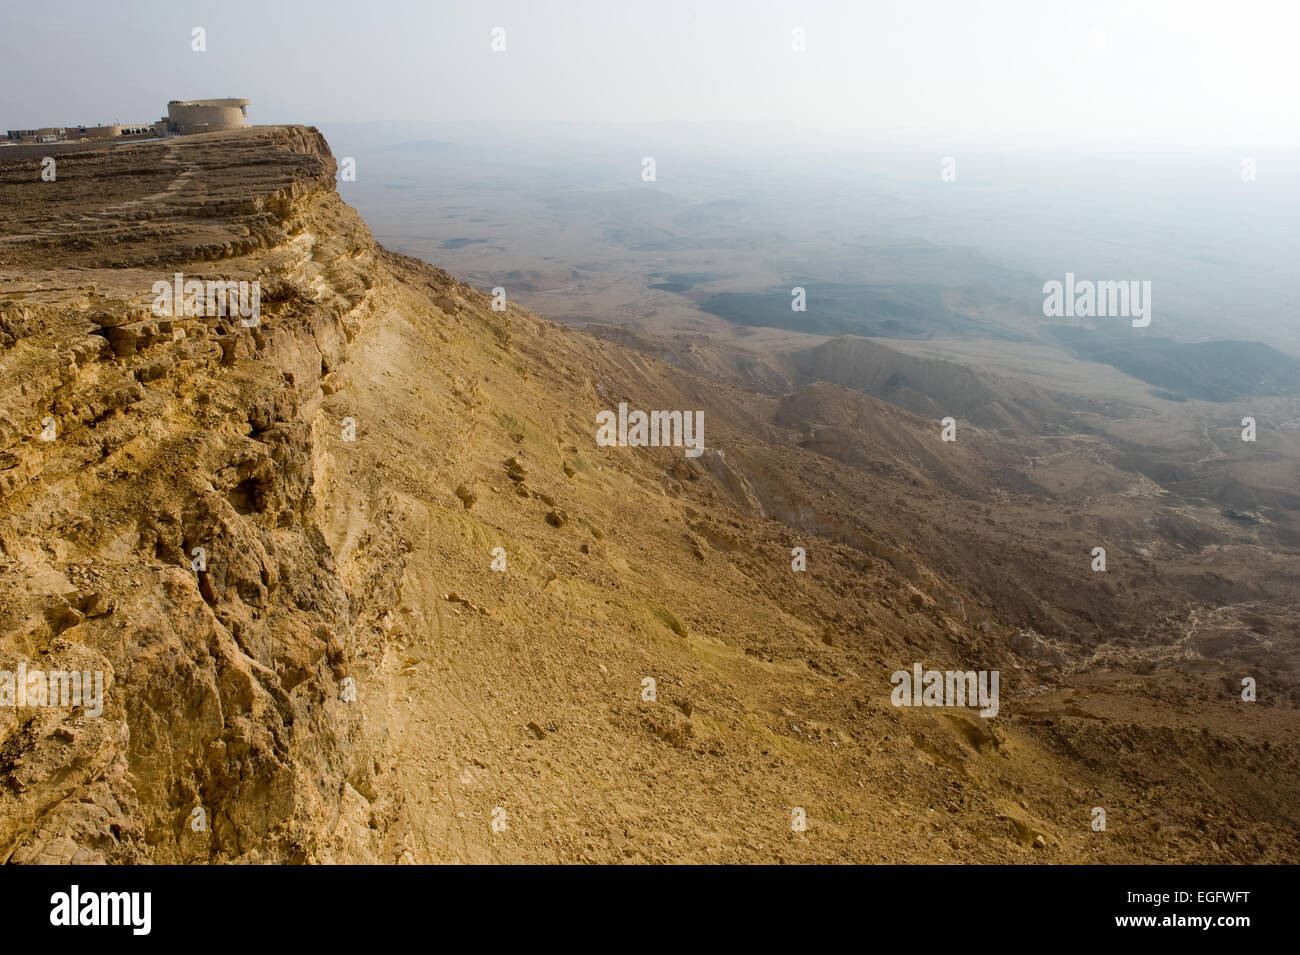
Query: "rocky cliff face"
1 127 1295 863
1 127 389 862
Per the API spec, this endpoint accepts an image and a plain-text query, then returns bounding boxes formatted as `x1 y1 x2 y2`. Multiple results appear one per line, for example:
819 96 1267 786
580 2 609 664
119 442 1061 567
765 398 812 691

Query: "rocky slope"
0 127 1296 863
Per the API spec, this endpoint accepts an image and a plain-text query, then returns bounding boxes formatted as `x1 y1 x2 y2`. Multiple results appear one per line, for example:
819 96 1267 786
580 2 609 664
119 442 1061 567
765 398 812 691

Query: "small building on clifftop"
165 98 249 136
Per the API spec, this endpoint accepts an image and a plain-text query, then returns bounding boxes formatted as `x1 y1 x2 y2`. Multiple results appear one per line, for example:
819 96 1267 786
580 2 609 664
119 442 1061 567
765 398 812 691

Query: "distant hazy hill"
782 335 1055 432
1049 327 1300 401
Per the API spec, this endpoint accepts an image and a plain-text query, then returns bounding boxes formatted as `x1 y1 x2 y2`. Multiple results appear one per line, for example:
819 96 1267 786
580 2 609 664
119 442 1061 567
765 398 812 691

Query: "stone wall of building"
167 99 249 136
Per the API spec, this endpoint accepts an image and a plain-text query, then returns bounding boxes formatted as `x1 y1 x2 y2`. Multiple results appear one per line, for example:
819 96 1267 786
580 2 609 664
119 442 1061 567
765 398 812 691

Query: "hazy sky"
2 0 1297 149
